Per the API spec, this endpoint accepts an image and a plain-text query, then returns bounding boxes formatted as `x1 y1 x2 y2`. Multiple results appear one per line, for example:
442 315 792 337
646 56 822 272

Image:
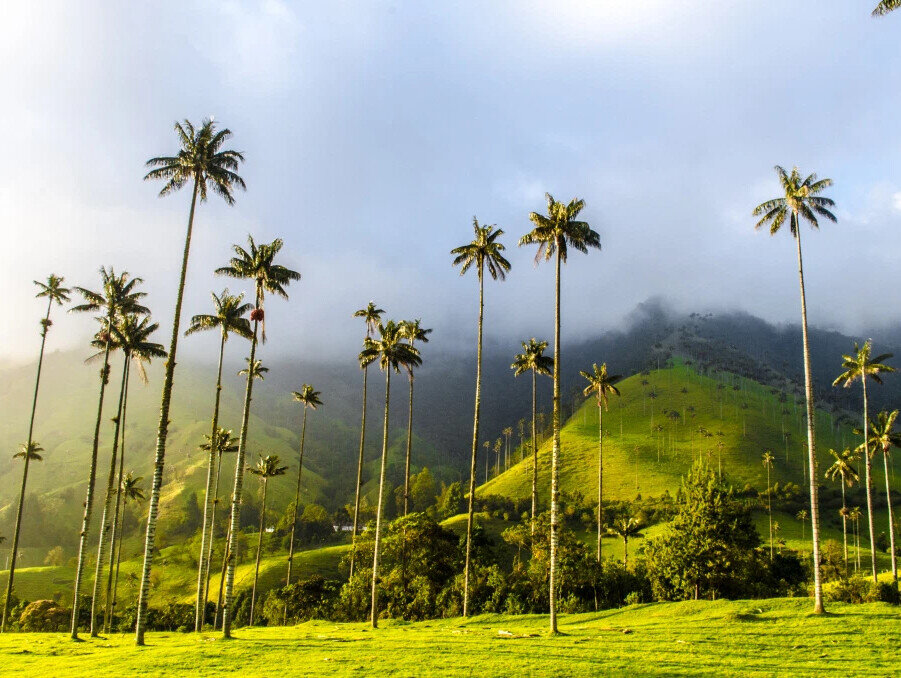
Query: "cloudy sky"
2 1 900 364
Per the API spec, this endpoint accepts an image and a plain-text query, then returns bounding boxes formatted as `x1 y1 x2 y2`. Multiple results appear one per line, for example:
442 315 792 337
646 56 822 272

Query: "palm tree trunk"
283 405 308 624
1 298 52 632
623 536 628 569
111 499 127 631
214 522 231 630
794 226 825 614
203 448 225 618
70 317 113 639
463 271 484 618
882 447 898 588
549 246 562 635
403 373 415 516
89 356 129 635
530 369 538 537
195 332 227 631
767 465 773 561
222 309 261 639
106 360 130 632
135 175 199 645
349 365 369 580
841 482 848 572
861 378 878 582
370 369 391 628
249 479 268 626
596 402 603 563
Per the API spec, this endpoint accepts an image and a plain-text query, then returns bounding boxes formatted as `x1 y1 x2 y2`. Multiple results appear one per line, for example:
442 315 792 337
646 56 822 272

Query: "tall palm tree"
284 385 322 624
451 217 510 618
580 363 621 562
90 315 164 636
520 193 600 633
850 506 863 571
349 302 385 579
825 448 859 570
360 321 421 628
833 340 894 581
216 235 300 639
247 454 287 626
861 410 901 588
873 1 901 15
69 268 148 639
1 275 69 632
399 319 432 516
511 338 553 535
136 118 245 646
3 443 44 622
754 165 835 614
493 438 503 477
762 450 775 561
797 509 808 541
186 289 252 631
110 472 145 626
606 517 644 568
503 427 513 471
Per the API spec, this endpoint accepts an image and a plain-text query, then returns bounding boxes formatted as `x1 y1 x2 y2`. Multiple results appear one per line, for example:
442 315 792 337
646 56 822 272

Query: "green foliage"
18 600 70 631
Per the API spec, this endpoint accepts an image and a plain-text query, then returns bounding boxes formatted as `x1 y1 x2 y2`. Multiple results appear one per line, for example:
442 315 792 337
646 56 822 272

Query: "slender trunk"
135 176 199 645
214 522 231 630
370 369 391 628
349 365 369 580
530 369 538 537
1 298 52 632
883 446 898 588
623 536 628 569
89 356 129 635
596 403 603 562
111 500 127 631
767 465 773 561
403 373 415 516
222 308 261 639
203 447 225 617
249 480 268 626
106 360 131 631
794 226 825 614
841 482 848 572
549 246 561 634
283 405 308 624
861 378 878 582
463 271 484 618
195 332 226 630
70 315 113 639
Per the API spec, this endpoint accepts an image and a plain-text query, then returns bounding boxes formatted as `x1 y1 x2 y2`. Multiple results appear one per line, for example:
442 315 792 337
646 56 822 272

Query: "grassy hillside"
2 599 899 676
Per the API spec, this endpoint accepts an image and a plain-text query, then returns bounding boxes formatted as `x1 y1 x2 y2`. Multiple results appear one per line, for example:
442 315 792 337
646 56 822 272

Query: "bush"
825 577 900 604
19 600 69 631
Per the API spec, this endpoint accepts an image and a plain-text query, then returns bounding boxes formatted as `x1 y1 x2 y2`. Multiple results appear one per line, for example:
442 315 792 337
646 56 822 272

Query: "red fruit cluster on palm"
250 308 264 322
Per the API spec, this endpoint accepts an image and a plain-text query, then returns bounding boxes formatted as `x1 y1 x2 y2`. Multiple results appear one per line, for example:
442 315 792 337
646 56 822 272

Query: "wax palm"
834 340 894 581
849 506 863 571
216 236 299 639
580 362 621 562
284 385 322 623
359 321 422 628
762 451 775 561
797 510 809 541
247 455 288 626
873 1 901 15
512 338 553 536
606 517 644 568
493 438 503 477
754 165 835 614
205 428 240 629
451 217 511 618
1 275 70 632
503 427 513 471
349 302 385 579
520 193 600 633
109 472 145 624
69 268 148 639
825 448 859 570
859 410 901 588
399 319 432 516
136 118 245 645
186 289 252 630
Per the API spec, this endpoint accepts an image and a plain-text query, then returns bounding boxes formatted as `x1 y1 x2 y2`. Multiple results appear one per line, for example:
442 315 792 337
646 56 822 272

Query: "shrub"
19 600 69 631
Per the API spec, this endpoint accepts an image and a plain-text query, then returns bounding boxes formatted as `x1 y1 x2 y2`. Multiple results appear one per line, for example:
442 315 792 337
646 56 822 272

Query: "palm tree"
493 438 503 477
861 410 901 588
833 340 894 581
503 427 513 471
483 440 491 482
69 268 148 639
284 385 322 624
3 443 44 623
216 236 299 639
520 193 600 633
360 321 421 628
873 1 901 15
247 454 288 626
762 451 775 561
850 506 863 571
606 517 644 568
580 363 621 563
186 289 252 631
797 509 808 541
754 165 836 614
136 118 245 646
1 275 69 632
349 302 385 579
110 472 145 626
825 448 859 570
451 217 510 618
399 319 432 516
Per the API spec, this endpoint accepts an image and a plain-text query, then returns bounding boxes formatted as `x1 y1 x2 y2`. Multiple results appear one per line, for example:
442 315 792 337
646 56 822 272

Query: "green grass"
1 598 898 676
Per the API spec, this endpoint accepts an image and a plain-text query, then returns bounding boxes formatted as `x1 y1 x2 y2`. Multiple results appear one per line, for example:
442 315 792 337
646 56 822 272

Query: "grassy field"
1 598 897 676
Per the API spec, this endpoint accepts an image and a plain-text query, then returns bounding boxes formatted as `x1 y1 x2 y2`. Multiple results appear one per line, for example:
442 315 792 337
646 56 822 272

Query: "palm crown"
239 358 268 381
857 410 901 456
580 363 621 410
35 274 71 306
292 384 322 410
825 448 859 486
753 166 836 237
762 450 775 468
400 318 432 347
14 442 44 462
248 454 289 480
354 302 386 338
833 340 894 389
71 268 150 323
92 314 166 383
519 193 600 262
451 218 511 280
511 338 553 377
185 289 253 342
359 321 422 374
873 0 900 16
144 118 246 204
120 472 146 503
200 427 239 457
